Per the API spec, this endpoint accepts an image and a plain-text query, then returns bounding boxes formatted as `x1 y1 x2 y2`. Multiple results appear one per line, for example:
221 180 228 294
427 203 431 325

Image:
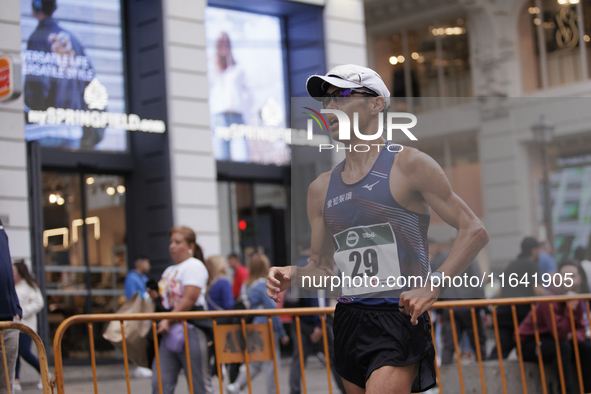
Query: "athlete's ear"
370 96 386 115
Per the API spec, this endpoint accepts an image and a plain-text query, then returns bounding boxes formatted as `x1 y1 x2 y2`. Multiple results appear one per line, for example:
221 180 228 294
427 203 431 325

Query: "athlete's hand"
267 266 292 302
398 286 441 325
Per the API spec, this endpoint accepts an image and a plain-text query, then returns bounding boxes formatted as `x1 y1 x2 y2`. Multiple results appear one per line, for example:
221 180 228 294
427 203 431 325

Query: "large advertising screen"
20 0 128 151
205 7 290 166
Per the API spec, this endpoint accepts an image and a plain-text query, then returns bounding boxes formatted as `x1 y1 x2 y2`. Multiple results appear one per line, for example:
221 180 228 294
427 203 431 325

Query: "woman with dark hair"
519 260 591 394
152 226 211 394
12 261 45 391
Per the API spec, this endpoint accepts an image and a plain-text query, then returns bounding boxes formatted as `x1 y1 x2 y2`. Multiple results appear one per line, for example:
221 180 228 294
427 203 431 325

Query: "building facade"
365 0 591 271
0 0 366 356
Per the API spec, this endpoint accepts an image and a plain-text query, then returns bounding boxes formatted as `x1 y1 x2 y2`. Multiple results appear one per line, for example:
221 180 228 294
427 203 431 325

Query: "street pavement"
21 356 341 394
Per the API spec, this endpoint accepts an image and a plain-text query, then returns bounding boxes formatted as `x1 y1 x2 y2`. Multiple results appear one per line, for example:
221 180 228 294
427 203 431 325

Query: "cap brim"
306 75 364 100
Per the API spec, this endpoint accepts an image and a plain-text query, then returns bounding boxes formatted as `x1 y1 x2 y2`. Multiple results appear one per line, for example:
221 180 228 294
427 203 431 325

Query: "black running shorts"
333 302 436 392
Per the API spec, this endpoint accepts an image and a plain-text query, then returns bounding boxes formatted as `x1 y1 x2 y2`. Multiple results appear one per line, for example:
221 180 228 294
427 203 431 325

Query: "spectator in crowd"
519 261 591 394
152 226 211 394
146 279 165 313
288 241 346 394
125 255 151 300
228 253 248 299
12 261 45 392
204 255 234 311
575 247 591 291
538 240 558 279
227 254 289 394
0 219 22 394
489 237 546 359
204 255 234 378
431 249 488 365
124 255 153 379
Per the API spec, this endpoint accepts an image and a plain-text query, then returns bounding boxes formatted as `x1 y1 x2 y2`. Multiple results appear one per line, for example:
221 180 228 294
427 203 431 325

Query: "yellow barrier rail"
53 307 337 394
51 295 591 394
0 321 53 394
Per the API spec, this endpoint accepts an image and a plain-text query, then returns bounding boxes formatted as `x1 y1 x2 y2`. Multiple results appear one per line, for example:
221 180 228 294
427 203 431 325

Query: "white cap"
306 64 391 108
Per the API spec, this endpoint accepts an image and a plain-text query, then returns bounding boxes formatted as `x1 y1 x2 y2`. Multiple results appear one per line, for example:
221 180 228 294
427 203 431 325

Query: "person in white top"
209 32 251 162
152 226 212 394
12 261 44 392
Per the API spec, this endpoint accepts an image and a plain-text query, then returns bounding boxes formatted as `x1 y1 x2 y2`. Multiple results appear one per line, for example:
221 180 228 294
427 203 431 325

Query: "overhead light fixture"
43 227 69 248
57 197 65 205
72 217 101 243
397 55 405 63
389 56 398 65
117 185 126 194
585 35 590 42
432 27 465 36
49 194 57 203
106 186 115 196
411 52 420 60
86 177 95 185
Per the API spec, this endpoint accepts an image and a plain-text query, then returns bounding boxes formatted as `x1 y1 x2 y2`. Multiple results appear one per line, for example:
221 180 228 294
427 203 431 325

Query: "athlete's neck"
341 137 387 181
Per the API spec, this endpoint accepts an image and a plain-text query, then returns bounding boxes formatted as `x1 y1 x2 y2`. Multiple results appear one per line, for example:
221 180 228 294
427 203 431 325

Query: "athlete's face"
323 85 384 143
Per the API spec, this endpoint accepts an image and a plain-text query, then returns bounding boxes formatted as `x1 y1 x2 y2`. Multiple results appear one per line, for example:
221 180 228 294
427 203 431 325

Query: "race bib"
333 223 401 296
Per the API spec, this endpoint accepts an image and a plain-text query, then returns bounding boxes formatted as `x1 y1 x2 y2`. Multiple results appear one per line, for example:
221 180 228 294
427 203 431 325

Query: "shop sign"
0 54 21 103
26 78 166 133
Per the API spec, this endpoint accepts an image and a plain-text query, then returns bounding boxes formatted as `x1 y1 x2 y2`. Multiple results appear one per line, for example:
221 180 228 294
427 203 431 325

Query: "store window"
20 0 128 151
218 181 288 266
204 7 290 165
521 0 591 91
43 172 127 358
372 16 471 112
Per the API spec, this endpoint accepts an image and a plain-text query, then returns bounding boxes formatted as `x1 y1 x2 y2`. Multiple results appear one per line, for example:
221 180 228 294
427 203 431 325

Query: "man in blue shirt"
0 218 23 393
538 241 557 279
125 256 150 300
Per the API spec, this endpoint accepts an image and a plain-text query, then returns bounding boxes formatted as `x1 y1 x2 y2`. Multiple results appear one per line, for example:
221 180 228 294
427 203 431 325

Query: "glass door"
42 171 127 359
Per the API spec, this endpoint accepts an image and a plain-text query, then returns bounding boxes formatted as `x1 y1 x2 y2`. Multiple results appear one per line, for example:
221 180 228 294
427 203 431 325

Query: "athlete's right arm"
267 172 335 301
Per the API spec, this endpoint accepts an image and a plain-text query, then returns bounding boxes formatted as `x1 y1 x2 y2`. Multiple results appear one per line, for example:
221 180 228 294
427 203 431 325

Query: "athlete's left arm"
398 149 489 325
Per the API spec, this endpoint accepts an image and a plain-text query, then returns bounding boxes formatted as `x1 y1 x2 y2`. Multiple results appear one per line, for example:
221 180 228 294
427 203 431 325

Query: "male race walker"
267 64 488 394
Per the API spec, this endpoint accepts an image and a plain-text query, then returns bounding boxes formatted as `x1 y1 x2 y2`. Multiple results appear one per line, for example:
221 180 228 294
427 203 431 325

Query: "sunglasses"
321 88 378 108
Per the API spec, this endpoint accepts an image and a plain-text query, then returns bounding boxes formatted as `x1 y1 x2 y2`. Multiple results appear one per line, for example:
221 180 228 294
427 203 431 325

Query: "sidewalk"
21 356 340 394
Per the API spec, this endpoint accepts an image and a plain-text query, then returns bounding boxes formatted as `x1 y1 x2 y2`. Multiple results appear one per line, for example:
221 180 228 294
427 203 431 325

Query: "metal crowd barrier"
52 308 337 394
50 295 591 394
0 321 53 394
431 294 591 394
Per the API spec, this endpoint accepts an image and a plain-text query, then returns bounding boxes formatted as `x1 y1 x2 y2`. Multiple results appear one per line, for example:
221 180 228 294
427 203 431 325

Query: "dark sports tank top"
323 142 431 306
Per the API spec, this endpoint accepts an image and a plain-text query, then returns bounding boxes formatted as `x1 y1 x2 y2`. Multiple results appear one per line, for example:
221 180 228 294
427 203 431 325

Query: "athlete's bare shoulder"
308 169 333 198
307 169 333 215
393 146 443 185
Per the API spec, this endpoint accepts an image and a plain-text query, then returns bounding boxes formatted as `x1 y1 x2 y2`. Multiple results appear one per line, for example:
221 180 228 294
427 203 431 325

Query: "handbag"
102 293 155 367
164 323 186 353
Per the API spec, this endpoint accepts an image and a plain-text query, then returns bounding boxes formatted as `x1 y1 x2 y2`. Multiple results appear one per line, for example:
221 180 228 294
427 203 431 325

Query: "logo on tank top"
326 191 353 209
346 231 359 247
362 181 380 191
